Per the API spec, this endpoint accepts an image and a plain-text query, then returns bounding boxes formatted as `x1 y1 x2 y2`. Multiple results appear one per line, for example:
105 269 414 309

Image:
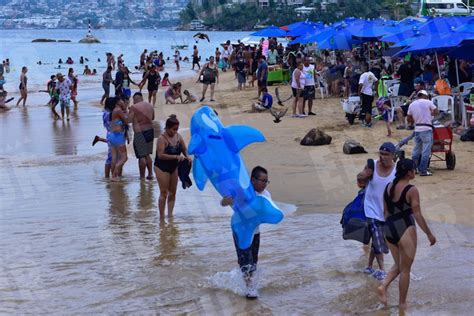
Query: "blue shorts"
122 88 131 98
108 131 125 146
105 143 112 165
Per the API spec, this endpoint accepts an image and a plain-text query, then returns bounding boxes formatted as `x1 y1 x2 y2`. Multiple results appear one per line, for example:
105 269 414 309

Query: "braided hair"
390 159 415 198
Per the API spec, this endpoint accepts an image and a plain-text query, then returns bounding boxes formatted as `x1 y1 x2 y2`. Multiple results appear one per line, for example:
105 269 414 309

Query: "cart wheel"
346 113 356 125
446 151 456 170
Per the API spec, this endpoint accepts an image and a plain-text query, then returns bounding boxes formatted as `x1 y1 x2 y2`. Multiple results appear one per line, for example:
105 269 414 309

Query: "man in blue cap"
357 142 397 280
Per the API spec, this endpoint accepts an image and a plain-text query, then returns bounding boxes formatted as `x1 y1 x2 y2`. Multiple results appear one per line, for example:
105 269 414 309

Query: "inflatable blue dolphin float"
188 106 284 249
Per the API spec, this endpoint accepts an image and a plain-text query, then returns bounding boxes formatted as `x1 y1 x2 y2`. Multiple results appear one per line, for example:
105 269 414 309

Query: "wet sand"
1 69 473 314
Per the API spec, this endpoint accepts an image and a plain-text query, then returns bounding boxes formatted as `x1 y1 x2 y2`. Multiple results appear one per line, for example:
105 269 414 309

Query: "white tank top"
291 68 305 89
364 160 396 222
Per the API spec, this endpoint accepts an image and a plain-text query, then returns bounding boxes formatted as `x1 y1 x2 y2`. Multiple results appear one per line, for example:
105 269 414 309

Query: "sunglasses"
254 178 270 184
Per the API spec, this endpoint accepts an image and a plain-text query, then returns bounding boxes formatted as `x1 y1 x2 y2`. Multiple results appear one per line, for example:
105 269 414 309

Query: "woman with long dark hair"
154 115 191 221
378 159 436 309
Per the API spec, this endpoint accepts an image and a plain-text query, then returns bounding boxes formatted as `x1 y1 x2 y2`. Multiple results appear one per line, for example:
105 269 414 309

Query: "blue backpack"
340 159 374 245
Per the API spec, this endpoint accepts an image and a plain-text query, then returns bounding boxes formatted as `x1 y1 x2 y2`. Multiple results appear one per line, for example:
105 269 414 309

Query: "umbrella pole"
455 59 460 87
435 52 441 80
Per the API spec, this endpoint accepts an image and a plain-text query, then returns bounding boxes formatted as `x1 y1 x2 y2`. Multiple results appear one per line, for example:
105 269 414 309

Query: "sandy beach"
1 61 473 314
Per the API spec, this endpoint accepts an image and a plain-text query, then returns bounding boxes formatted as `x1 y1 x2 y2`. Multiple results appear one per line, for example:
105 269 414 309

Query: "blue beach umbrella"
250 26 287 37
398 30 474 55
316 26 362 50
286 22 324 37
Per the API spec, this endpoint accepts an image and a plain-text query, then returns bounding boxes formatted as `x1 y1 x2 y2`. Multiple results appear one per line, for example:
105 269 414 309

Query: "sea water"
0 29 249 91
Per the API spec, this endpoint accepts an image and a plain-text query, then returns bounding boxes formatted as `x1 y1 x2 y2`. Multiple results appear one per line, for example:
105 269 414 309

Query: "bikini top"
384 184 414 220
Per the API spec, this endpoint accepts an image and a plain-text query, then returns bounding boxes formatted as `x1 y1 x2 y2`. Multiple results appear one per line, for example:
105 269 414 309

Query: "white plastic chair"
455 82 474 128
456 82 474 96
384 79 399 91
432 95 455 121
389 96 408 124
387 83 400 97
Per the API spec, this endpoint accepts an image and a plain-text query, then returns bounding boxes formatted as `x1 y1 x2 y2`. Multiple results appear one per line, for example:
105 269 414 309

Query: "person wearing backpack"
357 142 397 280
197 56 219 102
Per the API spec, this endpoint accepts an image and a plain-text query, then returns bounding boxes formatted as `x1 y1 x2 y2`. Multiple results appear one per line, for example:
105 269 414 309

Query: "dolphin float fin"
192 157 208 191
222 125 266 153
188 134 206 155
231 195 284 249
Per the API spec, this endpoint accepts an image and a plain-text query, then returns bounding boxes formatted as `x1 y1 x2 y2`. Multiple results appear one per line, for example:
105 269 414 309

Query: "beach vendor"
220 166 272 299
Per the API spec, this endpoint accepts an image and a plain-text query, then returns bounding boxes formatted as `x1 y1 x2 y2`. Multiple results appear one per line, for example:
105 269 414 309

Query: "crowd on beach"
6 33 474 305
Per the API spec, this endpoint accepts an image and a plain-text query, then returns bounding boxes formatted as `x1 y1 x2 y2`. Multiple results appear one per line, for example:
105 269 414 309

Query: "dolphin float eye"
201 113 219 133
209 111 219 121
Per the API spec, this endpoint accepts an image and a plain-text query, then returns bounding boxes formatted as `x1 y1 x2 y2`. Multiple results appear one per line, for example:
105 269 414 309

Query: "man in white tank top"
358 142 396 280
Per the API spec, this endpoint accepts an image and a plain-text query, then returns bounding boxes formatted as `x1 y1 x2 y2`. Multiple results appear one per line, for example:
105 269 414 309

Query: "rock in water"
79 35 101 44
300 128 332 146
343 139 367 154
32 38 57 43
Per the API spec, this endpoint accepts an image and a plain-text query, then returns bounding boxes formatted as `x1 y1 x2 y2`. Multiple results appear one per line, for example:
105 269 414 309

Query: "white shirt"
359 71 377 96
364 160 396 222
254 189 272 234
291 69 305 89
407 99 437 132
303 64 316 87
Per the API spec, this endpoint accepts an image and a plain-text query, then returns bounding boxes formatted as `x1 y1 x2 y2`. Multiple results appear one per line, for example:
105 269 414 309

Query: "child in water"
220 166 272 299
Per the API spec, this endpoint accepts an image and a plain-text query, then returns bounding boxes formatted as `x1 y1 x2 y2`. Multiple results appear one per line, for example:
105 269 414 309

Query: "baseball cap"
379 142 396 154
56 72 64 78
417 90 429 97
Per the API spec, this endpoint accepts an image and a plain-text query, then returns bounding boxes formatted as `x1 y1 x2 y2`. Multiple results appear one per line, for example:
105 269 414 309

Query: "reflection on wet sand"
155 219 180 264
107 181 130 218
52 121 77 156
136 180 155 211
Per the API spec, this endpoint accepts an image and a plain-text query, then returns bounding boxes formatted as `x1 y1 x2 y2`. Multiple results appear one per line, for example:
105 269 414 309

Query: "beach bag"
340 189 370 244
340 159 374 244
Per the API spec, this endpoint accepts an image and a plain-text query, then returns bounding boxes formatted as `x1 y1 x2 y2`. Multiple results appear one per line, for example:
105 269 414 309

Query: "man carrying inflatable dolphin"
188 106 284 299
221 166 271 299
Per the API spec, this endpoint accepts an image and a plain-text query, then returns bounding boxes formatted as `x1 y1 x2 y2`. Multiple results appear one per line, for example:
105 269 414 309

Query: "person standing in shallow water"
378 159 436 309
154 115 191 221
16 66 28 106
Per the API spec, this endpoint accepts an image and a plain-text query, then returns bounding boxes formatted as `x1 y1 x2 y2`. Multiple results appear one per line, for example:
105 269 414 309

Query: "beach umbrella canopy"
398 30 474 55
250 26 287 37
286 22 325 37
316 26 362 50
381 16 469 44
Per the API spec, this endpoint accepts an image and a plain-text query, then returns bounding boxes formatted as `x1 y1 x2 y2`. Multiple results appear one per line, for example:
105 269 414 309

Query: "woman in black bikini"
16 66 28 107
378 159 436 309
154 115 191 221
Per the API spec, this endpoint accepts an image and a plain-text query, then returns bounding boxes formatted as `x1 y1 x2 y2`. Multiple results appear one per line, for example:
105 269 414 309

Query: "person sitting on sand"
83 65 92 75
253 87 273 111
182 90 197 104
377 158 436 309
0 85 12 111
165 83 183 104
220 165 272 299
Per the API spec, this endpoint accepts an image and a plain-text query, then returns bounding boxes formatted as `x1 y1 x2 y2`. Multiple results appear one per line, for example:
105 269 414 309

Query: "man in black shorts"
256 55 268 99
358 63 378 127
